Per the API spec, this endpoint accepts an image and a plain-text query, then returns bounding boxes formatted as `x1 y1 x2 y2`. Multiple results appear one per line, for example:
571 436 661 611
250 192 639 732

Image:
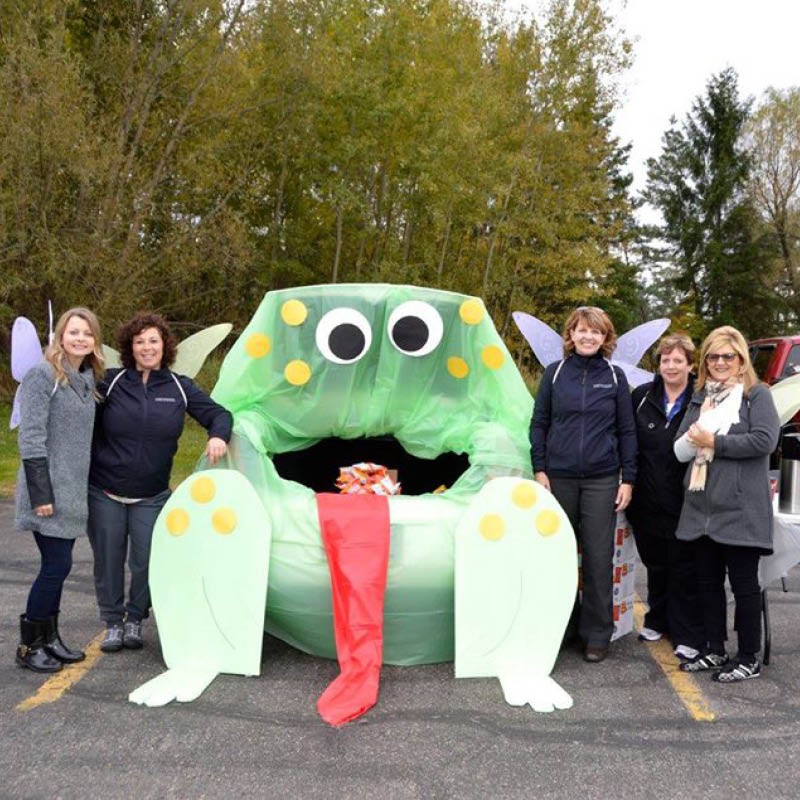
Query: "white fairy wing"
512 312 563 367
172 323 232 378
613 362 655 389
102 344 122 369
613 319 670 367
11 317 43 381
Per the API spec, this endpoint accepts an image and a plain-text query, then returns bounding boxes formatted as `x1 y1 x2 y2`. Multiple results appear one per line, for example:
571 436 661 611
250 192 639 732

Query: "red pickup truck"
748 336 800 385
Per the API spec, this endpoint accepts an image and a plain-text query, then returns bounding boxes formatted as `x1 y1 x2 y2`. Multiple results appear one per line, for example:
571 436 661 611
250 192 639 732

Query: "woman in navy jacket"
88 312 232 653
530 307 637 663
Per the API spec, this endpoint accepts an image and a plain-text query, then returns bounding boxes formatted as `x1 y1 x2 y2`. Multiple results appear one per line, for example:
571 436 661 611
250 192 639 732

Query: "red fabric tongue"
315 492 391 726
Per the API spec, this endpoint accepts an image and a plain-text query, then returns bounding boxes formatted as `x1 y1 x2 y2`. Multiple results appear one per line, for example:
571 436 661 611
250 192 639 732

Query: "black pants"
694 536 763 660
87 485 170 625
549 474 617 648
633 528 704 649
26 532 75 620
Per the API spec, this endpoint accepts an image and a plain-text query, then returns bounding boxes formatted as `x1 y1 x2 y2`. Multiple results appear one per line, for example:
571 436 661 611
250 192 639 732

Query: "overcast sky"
610 0 800 200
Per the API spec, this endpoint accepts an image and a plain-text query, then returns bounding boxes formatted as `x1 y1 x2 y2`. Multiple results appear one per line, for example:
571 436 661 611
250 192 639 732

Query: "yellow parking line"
633 597 715 722
16 632 105 712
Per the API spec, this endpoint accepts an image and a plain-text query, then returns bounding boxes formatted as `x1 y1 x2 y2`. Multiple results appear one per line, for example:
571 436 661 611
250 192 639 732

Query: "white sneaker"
637 627 663 642
674 644 699 660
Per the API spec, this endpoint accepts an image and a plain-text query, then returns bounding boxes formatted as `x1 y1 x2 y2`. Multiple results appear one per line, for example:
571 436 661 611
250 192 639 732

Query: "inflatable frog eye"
387 300 443 357
315 307 372 364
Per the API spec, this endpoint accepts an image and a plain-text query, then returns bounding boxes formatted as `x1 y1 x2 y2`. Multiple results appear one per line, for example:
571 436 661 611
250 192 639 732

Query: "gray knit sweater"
15 360 96 539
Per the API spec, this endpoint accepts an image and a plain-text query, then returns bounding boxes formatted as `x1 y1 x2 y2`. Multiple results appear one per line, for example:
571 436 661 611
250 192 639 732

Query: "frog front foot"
498 672 573 712
129 666 219 706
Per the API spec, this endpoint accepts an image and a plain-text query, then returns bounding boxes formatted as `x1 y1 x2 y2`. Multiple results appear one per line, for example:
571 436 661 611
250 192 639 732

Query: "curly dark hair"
117 312 178 370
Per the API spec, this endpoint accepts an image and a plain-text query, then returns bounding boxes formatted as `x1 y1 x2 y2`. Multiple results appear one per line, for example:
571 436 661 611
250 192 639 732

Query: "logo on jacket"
593 383 613 389
154 397 177 403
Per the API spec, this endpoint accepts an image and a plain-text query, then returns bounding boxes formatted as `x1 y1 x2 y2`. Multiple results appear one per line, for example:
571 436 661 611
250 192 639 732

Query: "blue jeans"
26 532 75 620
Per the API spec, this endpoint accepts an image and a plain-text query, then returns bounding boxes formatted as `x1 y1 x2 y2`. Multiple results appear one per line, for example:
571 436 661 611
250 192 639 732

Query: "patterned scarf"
688 379 738 492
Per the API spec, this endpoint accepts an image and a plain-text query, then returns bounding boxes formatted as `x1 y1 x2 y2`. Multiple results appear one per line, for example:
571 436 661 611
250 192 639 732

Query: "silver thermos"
779 433 800 514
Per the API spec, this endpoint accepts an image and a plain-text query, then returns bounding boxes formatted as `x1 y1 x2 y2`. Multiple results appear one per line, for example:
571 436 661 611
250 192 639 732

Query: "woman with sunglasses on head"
627 334 704 661
674 326 779 682
530 306 637 664
14 308 105 672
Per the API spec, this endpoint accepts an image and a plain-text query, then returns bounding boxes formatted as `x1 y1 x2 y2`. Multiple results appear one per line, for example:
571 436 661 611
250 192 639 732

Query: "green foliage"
1 0 638 372
0 403 16 498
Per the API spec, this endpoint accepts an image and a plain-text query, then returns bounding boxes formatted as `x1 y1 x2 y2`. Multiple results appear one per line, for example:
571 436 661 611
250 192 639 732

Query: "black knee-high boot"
16 615 62 673
45 613 85 663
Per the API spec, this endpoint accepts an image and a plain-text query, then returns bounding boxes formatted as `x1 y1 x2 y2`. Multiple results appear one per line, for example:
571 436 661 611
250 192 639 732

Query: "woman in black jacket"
531 306 637 663
88 312 232 653
626 333 703 660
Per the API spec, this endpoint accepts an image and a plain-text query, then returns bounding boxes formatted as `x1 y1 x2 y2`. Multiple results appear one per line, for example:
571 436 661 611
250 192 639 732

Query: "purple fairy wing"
11 317 43 381
614 362 655 389
512 312 563 367
613 319 670 368
10 387 23 429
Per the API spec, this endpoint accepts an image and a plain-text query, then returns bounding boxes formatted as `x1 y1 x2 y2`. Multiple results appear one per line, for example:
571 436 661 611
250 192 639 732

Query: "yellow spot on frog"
166 508 190 536
285 359 311 386
281 299 308 326
481 345 504 370
511 483 537 509
447 356 469 379
536 510 560 537
212 507 237 535
459 299 484 325
190 477 216 505
479 514 505 541
245 333 271 359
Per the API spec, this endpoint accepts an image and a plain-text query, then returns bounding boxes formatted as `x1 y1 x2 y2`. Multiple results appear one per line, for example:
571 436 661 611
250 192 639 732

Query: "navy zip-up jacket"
530 353 637 482
90 368 233 498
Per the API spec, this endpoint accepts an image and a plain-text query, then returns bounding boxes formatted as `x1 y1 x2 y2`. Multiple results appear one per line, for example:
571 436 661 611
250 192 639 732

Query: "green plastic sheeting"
206 284 534 665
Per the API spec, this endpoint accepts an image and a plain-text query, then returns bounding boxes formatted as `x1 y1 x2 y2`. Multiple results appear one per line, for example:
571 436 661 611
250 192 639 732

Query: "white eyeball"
387 301 444 357
315 307 372 364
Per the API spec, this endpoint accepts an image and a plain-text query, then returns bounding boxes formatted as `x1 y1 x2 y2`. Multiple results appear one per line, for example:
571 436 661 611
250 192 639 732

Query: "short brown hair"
117 312 177 370
696 325 758 392
562 306 617 359
656 333 695 364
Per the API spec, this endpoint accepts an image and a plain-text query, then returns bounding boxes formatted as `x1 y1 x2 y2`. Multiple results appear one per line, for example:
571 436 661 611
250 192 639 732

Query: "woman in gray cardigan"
673 326 779 682
14 307 105 673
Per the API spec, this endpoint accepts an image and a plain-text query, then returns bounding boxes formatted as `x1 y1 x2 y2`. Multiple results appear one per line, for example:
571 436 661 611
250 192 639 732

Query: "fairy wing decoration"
102 323 232 379
10 317 45 429
511 312 563 367
512 312 670 388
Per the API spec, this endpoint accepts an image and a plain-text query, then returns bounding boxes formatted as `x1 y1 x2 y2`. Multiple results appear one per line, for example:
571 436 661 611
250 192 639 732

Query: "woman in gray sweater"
14 307 105 673
673 326 779 682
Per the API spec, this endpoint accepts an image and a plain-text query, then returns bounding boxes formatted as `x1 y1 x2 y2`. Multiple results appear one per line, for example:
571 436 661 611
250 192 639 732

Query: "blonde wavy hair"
696 325 758 393
45 307 105 386
562 306 617 359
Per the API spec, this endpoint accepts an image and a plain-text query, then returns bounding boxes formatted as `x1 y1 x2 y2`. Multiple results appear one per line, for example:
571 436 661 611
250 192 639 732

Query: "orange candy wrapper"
336 462 402 496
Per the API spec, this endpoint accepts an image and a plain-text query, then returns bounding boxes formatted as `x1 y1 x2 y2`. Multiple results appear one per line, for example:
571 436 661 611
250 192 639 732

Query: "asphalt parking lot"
2 498 800 800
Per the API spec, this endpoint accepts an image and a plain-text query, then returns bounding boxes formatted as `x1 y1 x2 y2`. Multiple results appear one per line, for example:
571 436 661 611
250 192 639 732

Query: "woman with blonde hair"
14 307 104 672
627 333 704 659
531 306 637 663
674 326 779 681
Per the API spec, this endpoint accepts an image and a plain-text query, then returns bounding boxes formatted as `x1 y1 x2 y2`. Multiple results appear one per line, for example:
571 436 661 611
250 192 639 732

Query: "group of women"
14 308 231 673
532 307 779 683
13 303 780 687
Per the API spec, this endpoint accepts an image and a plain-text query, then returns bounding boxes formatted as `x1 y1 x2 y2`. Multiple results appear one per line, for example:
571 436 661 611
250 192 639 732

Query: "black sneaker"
101 624 124 653
123 620 143 650
679 652 729 672
712 660 761 683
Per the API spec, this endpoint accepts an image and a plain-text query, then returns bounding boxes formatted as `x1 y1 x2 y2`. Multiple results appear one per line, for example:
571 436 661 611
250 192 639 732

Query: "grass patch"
0 403 17 498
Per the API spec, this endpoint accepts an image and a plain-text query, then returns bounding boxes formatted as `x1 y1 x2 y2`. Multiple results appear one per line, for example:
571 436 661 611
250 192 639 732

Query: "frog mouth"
272 435 470 495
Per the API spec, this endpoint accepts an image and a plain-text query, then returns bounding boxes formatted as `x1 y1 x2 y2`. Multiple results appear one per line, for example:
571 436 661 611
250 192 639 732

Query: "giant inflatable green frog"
129 284 578 721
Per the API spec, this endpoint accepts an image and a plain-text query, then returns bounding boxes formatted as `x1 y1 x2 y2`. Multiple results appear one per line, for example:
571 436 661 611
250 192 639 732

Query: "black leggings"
694 536 763 660
25 532 75 621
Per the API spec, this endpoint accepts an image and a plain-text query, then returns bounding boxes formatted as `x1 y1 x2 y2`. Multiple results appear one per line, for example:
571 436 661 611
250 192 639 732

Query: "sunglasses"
705 353 738 363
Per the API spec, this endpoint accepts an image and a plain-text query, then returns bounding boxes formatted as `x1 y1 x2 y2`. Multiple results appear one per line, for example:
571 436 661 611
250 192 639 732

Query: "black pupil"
329 323 365 360
393 316 428 352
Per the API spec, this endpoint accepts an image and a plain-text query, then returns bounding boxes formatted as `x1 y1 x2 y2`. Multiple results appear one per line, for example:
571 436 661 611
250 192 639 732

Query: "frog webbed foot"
498 672 573 713
129 666 219 706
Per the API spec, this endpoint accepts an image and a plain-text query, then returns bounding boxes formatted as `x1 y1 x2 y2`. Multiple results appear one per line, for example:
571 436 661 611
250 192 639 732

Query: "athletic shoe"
679 652 729 672
637 627 663 642
712 660 761 683
123 620 143 650
101 624 124 653
674 645 699 660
